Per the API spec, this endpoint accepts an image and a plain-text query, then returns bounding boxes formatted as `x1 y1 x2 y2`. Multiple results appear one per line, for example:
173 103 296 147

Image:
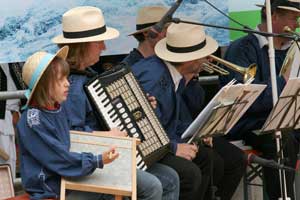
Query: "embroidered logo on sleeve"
27 108 40 127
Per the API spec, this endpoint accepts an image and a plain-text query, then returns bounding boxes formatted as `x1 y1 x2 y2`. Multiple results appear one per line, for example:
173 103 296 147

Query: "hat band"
136 22 156 31
63 25 107 39
272 0 300 10
166 39 207 53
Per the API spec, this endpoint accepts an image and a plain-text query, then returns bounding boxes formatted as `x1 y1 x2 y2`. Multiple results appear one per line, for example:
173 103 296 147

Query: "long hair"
58 43 88 69
30 57 69 107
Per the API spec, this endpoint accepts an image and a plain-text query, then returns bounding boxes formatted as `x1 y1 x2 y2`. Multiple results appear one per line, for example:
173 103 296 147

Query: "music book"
261 78 300 134
181 80 266 143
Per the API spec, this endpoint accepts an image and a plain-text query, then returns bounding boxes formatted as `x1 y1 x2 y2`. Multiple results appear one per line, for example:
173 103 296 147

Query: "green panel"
229 10 261 41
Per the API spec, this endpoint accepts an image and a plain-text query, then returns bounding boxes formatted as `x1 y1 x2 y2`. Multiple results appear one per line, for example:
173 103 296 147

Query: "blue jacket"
220 34 287 139
63 68 100 132
124 48 205 119
17 106 102 199
132 56 192 153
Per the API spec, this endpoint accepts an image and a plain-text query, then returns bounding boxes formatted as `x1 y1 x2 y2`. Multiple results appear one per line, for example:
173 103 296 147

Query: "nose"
65 79 70 88
100 41 106 50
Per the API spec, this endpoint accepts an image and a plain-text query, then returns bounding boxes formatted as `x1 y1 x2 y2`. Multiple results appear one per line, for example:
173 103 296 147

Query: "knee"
137 171 163 199
183 162 202 190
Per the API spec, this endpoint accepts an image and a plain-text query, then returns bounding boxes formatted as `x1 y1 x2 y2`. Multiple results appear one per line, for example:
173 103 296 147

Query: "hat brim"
52 27 119 44
25 46 69 106
154 36 218 62
255 4 300 12
128 26 151 36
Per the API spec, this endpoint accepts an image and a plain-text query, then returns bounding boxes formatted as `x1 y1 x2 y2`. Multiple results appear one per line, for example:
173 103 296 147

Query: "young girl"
17 46 118 200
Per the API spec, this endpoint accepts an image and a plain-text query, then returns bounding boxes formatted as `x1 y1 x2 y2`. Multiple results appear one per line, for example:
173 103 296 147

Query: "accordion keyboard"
85 66 170 170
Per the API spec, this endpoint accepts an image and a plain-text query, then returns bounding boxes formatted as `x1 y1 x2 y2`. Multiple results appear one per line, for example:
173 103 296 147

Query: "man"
220 0 300 199
131 22 246 200
124 6 205 119
124 6 210 200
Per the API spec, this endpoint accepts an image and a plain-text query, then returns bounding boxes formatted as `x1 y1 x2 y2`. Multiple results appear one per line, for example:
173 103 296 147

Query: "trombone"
202 55 257 83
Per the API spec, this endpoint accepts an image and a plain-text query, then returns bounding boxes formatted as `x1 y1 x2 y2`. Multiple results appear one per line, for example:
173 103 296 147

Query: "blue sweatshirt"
17 106 103 199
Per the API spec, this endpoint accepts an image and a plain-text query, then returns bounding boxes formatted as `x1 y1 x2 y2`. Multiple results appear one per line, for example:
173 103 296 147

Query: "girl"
17 46 118 200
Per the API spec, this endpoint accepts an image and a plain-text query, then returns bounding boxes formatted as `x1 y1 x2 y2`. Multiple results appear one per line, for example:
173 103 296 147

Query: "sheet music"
182 82 266 140
262 78 300 133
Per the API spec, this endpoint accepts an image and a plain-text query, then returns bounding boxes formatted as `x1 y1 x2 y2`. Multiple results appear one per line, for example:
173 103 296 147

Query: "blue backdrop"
0 0 229 63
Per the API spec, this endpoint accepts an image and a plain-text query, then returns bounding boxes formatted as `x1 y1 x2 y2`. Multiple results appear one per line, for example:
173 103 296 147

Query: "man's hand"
202 137 213 147
176 143 198 160
102 146 119 164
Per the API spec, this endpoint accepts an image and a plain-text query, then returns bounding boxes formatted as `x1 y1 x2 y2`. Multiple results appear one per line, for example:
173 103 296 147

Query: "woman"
52 6 179 200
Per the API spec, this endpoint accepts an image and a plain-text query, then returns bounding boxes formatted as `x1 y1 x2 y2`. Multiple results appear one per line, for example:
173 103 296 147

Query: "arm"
222 37 286 113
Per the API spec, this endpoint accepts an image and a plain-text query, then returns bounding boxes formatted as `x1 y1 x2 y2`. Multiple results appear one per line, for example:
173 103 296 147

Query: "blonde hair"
58 43 88 69
30 57 69 107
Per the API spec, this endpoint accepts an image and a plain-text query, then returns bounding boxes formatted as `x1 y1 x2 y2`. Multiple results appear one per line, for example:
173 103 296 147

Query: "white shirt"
164 61 183 92
0 64 20 136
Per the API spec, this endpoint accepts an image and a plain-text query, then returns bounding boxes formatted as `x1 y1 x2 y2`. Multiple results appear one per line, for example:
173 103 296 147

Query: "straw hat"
155 23 218 62
22 46 69 107
256 0 300 13
52 6 119 44
128 6 168 36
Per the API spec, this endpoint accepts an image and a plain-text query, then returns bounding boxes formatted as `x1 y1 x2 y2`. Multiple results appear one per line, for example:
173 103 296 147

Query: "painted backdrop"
0 0 229 63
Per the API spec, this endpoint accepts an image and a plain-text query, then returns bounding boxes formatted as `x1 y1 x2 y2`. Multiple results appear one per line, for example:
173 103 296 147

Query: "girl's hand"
103 146 119 164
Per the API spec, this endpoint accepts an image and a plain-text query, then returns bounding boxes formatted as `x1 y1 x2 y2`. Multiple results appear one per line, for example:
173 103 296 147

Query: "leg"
137 169 163 200
160 153 202 200
147 163 180 200
193 145 223 200
213 137 247 200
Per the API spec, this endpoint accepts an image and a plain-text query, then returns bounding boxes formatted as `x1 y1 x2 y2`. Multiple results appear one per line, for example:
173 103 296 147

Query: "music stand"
261 78 300 134
181 81 266 143
60 131 138 200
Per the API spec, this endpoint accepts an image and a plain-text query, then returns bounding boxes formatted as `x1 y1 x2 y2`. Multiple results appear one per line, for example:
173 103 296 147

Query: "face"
273 10 300 33
49 73 70 104
146 25 168 48
179 57 208 81
84 41 106 67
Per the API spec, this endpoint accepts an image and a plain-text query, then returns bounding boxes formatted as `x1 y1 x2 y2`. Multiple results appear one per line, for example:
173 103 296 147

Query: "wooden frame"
60 131 137 200
0 164 15 199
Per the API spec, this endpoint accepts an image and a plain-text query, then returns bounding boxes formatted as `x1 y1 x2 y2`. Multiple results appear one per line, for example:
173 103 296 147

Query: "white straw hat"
256 0 300 13
22 46 69 107
155 23 218 62
128 6 168 36
52 6 119 44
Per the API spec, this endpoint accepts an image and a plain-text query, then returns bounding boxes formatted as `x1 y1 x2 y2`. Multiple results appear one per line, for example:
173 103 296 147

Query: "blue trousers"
66 163 179 200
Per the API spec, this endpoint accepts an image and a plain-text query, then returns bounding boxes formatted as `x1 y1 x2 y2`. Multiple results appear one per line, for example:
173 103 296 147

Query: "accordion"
84 64 170 170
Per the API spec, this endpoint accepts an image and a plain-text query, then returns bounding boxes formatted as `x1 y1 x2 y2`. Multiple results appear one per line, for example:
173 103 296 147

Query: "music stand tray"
261 78 300 134
60 131 137 200
181 81 266 143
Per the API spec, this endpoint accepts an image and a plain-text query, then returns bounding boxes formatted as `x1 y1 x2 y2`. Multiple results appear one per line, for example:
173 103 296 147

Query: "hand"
102 146 119 164
202 137 213 147
176 143 198 160
109 128 128 137
147 93 157 109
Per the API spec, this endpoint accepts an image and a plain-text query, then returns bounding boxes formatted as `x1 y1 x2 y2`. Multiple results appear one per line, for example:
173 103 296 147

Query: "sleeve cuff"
170 141 178 154
96 155 104 169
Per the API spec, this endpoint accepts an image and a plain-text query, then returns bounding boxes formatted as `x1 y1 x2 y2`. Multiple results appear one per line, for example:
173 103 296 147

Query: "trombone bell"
207 55 257 83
